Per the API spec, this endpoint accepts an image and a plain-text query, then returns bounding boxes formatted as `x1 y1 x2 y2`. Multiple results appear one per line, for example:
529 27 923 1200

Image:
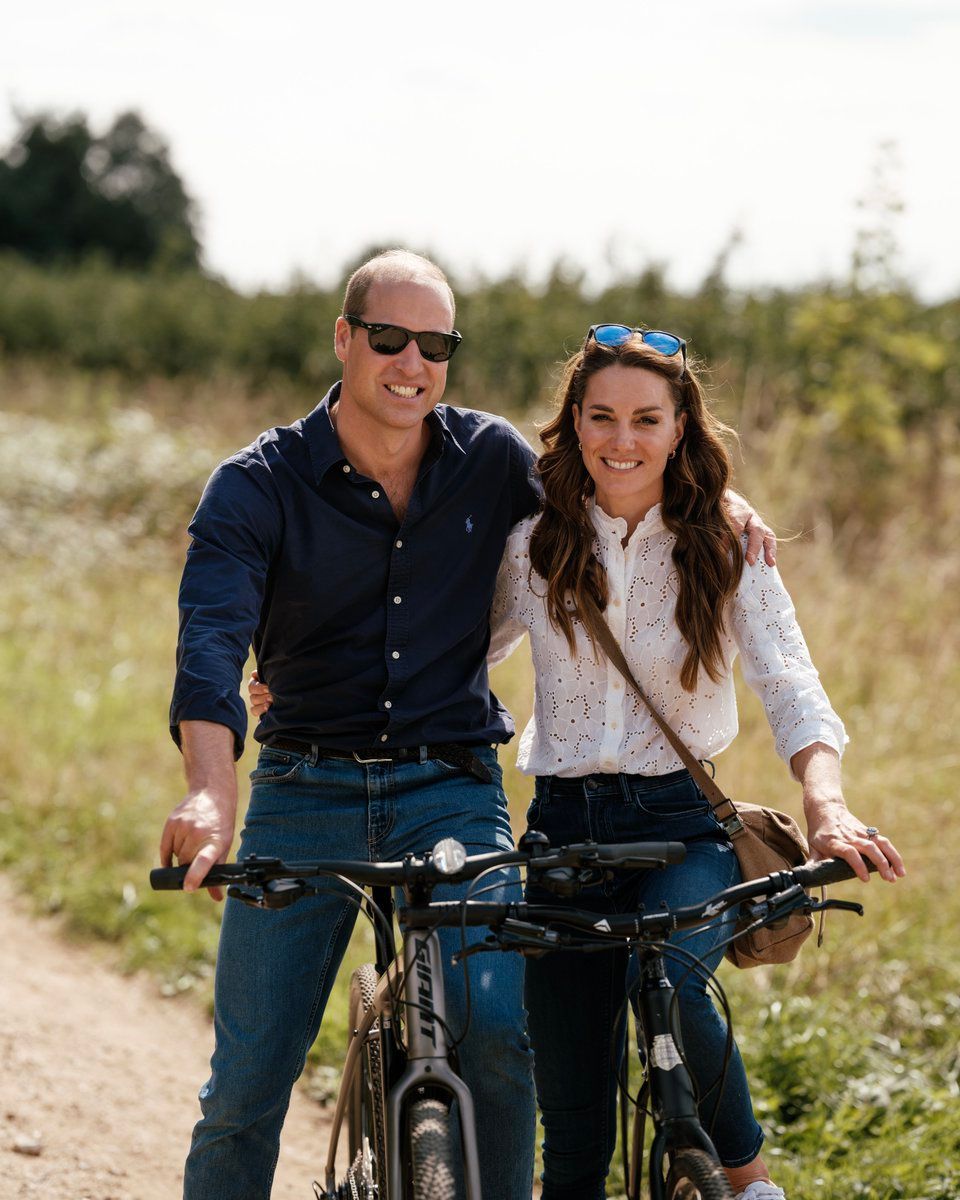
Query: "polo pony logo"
465 516 474 534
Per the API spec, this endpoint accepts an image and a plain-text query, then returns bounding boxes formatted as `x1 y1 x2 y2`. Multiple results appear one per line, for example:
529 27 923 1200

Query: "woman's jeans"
525 770 765 1199
183 744 535 1200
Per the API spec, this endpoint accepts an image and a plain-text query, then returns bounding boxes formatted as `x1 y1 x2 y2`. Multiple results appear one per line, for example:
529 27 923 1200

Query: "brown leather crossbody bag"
577 593 814 968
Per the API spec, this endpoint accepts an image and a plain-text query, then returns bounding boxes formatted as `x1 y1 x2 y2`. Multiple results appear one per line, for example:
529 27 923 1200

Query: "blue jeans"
524 771 765 1199
184 745 536 1200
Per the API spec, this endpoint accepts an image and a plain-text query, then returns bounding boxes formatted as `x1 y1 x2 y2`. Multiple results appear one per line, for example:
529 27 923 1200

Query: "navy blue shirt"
170 383 541 757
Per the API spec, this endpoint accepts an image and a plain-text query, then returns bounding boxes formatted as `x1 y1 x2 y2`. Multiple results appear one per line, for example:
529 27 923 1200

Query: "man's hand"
161 721 238 901
724 489 777 567
248 669 274 718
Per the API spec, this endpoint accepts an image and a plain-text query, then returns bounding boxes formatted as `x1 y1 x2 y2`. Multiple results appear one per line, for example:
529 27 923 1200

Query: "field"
1 358 958 1199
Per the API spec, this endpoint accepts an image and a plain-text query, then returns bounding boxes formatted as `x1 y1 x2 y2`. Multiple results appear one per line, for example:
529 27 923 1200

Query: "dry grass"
1 376 957 1198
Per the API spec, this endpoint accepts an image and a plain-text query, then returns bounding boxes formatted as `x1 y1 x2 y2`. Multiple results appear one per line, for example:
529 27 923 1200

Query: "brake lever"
227 884 267 908
452 920 561 962
226 879 306 910
808 897 864 917
528 865 608 897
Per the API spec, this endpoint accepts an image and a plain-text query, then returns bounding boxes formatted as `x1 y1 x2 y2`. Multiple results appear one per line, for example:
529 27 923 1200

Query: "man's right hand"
161 721 238 901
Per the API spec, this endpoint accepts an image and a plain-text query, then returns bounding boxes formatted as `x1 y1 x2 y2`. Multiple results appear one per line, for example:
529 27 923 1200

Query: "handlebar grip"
150 866 189 890
594 841 687 866
149 863 247 891
792 856 877 888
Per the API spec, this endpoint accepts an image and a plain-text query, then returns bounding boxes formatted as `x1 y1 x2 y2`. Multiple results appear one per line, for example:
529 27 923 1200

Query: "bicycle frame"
322 892 483 1200
630 949 721 1200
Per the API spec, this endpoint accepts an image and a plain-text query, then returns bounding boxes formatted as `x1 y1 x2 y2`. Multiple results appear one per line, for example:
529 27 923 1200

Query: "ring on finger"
864 826 880 839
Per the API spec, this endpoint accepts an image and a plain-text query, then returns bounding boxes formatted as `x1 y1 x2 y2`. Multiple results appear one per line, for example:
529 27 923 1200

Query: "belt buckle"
352 750 394 764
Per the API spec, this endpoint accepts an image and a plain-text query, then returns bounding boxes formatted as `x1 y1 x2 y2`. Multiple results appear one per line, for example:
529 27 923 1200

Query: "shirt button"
613 680 622 689
396 540 403 549
380 734 388 743
384 701 393 710
392 651 400 660
371 490 381 499
393 595 402 605
610 722 618 731
342 464 351 473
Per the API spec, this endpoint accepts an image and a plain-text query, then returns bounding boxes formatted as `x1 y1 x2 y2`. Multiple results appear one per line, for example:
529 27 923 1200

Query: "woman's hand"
724 489 776 567
248 670 274 718
791 743 905 883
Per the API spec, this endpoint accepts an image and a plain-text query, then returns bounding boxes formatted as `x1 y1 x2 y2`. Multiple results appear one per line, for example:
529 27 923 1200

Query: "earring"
578 442 583 451
668 449 676 459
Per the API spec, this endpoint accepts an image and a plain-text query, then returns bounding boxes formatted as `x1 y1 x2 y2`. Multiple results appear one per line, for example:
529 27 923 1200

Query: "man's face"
334 278 456 433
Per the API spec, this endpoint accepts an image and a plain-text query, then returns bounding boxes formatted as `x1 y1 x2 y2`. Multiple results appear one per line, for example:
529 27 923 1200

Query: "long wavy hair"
528 335 743 692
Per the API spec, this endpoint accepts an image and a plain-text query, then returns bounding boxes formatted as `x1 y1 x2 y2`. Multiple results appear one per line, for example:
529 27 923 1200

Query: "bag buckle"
720 811 745 838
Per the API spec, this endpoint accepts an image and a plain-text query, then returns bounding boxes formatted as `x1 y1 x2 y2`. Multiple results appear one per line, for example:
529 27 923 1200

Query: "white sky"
3 0 958 298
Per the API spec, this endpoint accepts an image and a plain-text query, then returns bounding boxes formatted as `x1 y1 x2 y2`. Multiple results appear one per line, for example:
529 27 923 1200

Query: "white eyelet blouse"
490 500 847 779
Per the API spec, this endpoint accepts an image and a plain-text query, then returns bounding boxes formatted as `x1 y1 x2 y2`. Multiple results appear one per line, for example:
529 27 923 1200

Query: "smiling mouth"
601 458 640 471
385 384 423 398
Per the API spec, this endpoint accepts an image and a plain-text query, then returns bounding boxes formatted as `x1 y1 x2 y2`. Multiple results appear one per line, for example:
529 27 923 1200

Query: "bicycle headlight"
432 837 467 875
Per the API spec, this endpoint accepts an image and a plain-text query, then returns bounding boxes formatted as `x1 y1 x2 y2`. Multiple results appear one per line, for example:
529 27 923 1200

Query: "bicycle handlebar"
149 839 688 893
400 854 877 938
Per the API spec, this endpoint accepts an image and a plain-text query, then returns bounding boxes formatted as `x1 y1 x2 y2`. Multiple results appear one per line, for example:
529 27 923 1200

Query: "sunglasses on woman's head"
344 314 463 363
586 324 687 364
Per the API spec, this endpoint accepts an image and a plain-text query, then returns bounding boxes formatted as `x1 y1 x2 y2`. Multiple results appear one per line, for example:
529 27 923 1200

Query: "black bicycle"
151 838 870 1200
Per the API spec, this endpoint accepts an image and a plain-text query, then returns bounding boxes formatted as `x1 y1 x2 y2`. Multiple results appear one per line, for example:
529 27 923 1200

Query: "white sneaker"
733 1184 786 1200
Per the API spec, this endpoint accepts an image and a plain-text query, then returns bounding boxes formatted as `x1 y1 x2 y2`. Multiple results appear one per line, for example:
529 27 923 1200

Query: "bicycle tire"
665 1148 734 1200
343 964 387 1200
406 1097 457 1200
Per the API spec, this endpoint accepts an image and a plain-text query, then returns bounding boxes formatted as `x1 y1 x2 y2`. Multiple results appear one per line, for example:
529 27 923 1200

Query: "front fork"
386 927 482 1200
634 953 720 1200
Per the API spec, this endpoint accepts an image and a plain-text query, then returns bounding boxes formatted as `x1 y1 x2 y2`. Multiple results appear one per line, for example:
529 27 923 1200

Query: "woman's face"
573 364 686 521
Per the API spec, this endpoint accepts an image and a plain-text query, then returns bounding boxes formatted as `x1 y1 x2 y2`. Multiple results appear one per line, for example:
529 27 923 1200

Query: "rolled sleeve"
169 458 281 758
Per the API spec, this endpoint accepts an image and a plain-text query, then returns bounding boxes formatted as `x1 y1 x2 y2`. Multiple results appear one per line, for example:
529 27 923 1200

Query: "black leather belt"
265 737 493 784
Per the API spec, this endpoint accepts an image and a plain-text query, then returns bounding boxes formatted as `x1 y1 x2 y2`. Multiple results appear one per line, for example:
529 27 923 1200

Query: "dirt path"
0 876 335 1199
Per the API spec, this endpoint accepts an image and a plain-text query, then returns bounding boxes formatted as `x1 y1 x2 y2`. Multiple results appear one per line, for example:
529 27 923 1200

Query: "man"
162 249 773 1199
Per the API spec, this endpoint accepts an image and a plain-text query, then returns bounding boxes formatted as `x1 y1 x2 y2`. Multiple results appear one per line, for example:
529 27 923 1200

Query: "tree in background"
0 109 200 270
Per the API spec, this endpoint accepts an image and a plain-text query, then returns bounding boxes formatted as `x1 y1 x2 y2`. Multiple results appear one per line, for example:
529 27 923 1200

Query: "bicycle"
151 838 871 1200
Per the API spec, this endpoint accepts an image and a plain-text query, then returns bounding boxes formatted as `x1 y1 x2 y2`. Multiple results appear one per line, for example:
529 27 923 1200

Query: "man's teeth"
386 384 419 398
603 459 639 471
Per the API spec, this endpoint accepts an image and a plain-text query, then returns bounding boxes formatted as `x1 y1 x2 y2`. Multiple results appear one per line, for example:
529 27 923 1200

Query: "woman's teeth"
602 459 639 470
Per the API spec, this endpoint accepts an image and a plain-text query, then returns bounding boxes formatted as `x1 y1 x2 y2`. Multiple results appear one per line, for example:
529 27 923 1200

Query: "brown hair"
528 336 743 691
342 249 456 321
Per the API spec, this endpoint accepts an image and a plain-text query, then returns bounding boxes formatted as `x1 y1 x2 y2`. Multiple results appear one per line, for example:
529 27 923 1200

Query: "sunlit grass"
1 382 957 1198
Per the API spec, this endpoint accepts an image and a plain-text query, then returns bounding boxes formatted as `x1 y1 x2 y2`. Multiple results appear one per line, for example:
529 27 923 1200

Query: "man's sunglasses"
586 324 687 364
344 314 463 363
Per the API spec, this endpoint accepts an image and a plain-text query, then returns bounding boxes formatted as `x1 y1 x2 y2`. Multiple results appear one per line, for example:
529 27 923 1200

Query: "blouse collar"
589 496 665 544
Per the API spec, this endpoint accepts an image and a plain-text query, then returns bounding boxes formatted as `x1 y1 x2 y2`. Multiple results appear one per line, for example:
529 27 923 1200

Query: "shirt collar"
302 382 466 485
589 495 665 543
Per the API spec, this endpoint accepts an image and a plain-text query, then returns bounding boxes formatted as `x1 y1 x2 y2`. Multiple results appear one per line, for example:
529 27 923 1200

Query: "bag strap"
577 591 745 839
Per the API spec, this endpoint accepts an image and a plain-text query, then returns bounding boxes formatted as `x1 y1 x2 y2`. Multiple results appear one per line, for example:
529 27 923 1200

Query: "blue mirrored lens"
593 324 633 347
642 331 682 356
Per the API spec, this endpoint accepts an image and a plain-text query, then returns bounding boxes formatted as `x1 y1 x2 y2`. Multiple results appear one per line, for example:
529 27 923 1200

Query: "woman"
250 325 905 1199
486 324 904 1200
